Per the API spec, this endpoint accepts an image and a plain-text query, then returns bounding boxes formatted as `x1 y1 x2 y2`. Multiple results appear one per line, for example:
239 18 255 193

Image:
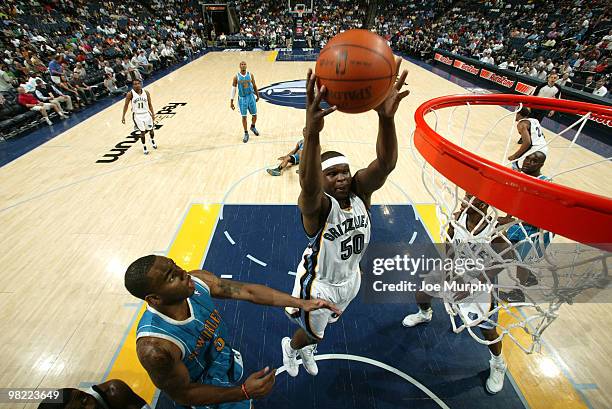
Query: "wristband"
241 383 250 400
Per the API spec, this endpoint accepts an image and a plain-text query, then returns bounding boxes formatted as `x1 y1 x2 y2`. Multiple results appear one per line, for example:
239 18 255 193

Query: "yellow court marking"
267 51 279 62
414 204 588 409
105 203 221 403
498 311 588 409
415 204 442 242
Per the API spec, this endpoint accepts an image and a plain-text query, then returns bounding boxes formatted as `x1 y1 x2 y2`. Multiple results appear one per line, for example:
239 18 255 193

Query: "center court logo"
259 80 329 110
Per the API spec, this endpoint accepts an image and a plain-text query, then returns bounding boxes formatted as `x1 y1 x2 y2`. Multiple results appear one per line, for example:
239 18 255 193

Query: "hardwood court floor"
0 51 610 408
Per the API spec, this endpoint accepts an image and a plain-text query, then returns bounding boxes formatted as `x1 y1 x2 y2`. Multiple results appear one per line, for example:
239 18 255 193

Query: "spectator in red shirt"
17 86 67 126
595 58 610 74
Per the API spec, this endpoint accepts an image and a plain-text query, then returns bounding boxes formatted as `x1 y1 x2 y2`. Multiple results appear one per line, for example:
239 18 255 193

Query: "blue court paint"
153 204 528 409
575 384 598 390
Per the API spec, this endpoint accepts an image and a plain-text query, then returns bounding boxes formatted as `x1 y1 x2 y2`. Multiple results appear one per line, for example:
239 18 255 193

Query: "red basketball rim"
413 94 612 250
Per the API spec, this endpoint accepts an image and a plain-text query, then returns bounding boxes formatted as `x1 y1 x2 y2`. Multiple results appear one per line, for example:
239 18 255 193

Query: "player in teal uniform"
230 61 260 143
267 129 305 176
125 255 339 409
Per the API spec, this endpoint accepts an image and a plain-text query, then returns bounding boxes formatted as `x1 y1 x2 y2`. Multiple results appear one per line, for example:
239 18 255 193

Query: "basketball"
315 29 396 113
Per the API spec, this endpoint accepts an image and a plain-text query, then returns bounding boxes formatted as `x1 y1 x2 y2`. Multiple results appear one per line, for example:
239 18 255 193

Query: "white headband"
321 156 350 171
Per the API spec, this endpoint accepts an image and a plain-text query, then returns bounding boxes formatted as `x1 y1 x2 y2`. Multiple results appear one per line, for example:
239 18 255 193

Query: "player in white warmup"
122 79 157 155
282 63 410 377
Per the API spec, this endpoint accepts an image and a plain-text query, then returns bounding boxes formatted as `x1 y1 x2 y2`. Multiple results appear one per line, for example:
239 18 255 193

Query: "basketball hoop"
411 94 612 353
294 3 305 18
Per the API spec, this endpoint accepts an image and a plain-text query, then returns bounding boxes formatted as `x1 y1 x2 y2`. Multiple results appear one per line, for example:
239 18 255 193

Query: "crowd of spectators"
379 0 611 98
228 0 368 49
2 0 611 140
0 0 207 138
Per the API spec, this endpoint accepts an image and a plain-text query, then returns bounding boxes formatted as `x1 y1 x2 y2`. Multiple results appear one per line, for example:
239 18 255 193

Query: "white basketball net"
409 98 611 354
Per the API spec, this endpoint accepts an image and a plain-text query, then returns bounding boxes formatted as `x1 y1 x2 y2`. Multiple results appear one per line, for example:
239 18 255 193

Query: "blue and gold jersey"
136 276 239 386
237 72 254 98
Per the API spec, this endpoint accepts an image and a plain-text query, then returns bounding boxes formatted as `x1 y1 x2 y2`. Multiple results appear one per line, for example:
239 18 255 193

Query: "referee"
531 73 561 123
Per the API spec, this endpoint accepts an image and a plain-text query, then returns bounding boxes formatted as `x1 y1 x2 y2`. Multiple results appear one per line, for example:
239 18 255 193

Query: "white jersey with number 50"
301 193 371 285
131 89 150 114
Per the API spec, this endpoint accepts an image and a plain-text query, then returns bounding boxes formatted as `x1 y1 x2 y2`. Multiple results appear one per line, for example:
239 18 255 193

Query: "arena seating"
1 0 609 141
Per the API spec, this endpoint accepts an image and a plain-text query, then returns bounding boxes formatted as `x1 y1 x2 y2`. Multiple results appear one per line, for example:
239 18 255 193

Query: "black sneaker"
243 132 249 143
250 125 259 136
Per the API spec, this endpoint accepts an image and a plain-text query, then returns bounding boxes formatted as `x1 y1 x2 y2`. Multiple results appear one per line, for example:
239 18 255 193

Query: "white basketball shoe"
486 356 507 394
299 344 318 376
281 337 299 377
401 308 433 327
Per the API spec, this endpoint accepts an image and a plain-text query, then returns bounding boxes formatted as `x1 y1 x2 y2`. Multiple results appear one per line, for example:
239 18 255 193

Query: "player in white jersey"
401 195 509 394
121 79 157 155
508 107 548 170
281 62 410 377
38 379 150 409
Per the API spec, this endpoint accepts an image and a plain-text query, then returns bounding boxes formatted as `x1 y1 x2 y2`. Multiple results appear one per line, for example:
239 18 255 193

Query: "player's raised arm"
121 91 132 124
230 75 237 110
353 58 410 203
137 338 275 406
299 69 337 235
191 270 341 314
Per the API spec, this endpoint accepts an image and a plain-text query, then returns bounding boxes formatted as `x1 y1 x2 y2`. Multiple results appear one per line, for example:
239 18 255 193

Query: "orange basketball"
315 29 396 114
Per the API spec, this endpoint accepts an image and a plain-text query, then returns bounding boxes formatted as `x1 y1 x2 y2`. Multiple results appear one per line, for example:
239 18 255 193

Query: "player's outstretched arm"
353 58 410 203
508 122 532 161
137 337 275 405
279 141 301 161
121 91 132 124
191 270 341 314
299 69 337 235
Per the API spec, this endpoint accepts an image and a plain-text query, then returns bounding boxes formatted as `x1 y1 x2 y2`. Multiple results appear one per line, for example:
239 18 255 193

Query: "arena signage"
452 60 480 75
515 82 536 95
480 69 515 88
96 102 187 164
590 113 612 128
434 53 453 65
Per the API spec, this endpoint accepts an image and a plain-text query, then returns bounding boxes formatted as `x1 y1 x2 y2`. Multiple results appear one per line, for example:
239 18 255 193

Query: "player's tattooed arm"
192 270 341 314
137 337 245 405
